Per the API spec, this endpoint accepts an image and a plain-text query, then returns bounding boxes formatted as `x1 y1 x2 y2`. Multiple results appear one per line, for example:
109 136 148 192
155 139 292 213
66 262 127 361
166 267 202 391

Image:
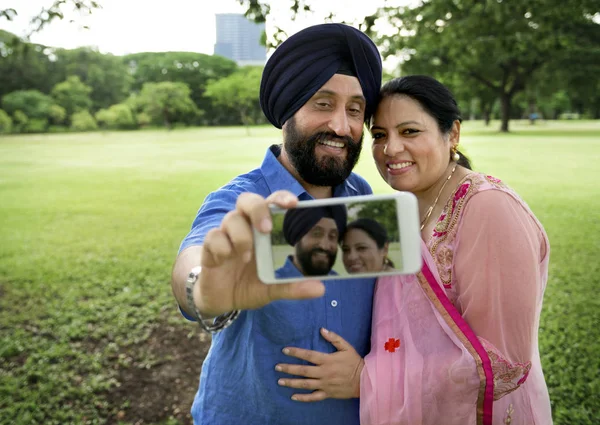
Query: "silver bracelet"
185 266 240 334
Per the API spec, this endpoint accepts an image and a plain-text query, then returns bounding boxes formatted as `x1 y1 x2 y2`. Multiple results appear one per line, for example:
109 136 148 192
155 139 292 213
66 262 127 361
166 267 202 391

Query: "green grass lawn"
1 120 599 424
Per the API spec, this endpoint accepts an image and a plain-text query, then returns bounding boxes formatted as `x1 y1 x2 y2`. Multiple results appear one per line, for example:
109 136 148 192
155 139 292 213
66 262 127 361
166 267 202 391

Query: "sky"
0 0 409 56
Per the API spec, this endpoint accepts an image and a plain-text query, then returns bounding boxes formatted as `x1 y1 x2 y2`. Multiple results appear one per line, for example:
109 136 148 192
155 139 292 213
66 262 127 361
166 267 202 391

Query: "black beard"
284 117 363 187
295 246 337 276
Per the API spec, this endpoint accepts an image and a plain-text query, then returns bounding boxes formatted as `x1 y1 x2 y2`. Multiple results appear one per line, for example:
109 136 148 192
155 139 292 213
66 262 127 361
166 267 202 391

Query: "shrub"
23 118 48 133
95 108 114 129
47 125 69 133
136 112 151 128
48 104 67 125
70 110 98 132
13 110 28 132
108 104 135 129
2 90 54 120
95 104 136 130
0 109 12 133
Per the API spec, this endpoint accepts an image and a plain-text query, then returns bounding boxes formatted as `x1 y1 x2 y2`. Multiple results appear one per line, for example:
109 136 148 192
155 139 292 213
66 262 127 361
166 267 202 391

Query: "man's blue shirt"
180 145 375 425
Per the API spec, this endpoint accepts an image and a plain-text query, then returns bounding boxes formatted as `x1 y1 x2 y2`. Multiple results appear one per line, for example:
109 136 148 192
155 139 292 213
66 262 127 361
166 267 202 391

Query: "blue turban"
282 205 348 246
260 23 382 129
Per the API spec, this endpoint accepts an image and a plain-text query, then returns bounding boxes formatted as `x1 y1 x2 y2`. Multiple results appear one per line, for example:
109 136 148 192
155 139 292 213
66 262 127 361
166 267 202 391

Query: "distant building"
214 14 266 66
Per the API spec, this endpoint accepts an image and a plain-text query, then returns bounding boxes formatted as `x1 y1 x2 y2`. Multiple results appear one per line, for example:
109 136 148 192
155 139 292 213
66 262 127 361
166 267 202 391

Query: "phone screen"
269 198 404 279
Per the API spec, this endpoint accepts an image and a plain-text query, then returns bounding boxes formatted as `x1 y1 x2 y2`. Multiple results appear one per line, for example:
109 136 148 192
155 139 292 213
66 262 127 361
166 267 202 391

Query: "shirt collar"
261 144 358 200
261 145 310 200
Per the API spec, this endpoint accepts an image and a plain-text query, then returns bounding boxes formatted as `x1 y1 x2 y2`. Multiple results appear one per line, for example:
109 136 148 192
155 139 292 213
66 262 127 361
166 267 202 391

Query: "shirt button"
331 300 338 307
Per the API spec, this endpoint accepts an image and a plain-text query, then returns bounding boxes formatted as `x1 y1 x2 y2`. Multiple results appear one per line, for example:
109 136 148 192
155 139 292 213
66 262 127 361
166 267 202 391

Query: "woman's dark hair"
377 75 472 170
343 218 395 268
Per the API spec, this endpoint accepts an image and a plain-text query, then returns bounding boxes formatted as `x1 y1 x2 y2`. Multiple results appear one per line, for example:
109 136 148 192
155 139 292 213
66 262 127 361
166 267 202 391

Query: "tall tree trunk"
163 109 172 130
481 101 491 126
500 93 511 132
241 109 250 136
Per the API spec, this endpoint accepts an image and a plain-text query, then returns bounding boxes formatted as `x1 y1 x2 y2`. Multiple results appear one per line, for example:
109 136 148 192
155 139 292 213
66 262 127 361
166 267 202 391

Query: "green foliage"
0 109 12 133
368 0 599 132
47 125 69 133
136 112 151 128
0 32 63 102
52 76 93 117
95 108 112 128
70 110 97 132
95 104 136 130
12 110 28 132
55 47 132 110
23 118 49 133
108 104 135 129
1 90 54 120
48 104 67 125
547 91 573 118
123 52 237 124
354 199 399 241
204 67 263 128
238 0 600 129
137 81 200 128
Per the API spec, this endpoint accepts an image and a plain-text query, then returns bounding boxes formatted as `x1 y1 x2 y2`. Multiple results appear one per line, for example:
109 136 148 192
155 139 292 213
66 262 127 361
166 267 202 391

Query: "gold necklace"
420 163 458 231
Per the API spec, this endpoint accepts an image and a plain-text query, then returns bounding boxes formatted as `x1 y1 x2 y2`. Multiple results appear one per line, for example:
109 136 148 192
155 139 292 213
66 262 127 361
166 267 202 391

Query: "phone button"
330 300 338 307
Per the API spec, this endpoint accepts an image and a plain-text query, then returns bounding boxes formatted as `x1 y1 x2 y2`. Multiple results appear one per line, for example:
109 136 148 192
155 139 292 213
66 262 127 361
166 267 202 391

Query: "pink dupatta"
360 173 552 425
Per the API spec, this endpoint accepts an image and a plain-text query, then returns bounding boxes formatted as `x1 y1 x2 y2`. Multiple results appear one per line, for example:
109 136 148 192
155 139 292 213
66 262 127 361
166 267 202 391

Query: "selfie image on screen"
270 199 401 278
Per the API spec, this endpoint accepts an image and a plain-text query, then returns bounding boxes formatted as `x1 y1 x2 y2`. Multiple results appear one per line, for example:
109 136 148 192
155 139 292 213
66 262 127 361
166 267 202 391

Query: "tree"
0 1 101 37
204 67 262 134
136 82 200 128
0 31 64 101
353 200 399 241
54 47 132 110
51 75 93 118
238 0 600 132
123 52 237 124
1 90 54 120
368 0 600 132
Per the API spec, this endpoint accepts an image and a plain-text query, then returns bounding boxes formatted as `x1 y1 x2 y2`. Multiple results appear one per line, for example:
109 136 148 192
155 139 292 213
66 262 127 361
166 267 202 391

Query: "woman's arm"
454 189 548 397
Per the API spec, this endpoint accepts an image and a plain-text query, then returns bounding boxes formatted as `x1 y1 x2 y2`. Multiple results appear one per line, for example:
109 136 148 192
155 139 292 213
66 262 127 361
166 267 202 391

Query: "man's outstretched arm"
170 191 326 321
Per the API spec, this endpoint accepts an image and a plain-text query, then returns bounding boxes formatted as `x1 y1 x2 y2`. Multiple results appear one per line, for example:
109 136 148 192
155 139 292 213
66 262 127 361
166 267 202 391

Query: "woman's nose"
384 135 405 156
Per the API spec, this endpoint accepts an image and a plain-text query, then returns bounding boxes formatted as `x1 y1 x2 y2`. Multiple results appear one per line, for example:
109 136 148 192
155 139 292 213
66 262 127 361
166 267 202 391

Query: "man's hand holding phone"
194 190 325 317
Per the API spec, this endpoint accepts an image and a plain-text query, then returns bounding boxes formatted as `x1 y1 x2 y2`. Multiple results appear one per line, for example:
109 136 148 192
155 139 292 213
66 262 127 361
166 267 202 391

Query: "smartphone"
254 192 422 284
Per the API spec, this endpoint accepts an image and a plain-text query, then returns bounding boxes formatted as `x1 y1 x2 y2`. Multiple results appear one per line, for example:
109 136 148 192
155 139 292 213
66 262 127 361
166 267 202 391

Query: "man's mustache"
311 131 355 146
310 248 337 257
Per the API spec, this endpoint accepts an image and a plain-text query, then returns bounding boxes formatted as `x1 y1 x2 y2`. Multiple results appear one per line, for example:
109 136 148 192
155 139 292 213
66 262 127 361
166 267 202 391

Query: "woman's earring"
451 146 460 162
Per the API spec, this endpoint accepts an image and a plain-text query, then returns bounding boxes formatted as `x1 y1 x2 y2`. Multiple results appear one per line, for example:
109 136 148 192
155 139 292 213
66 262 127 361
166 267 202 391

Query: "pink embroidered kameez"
360 173 552 425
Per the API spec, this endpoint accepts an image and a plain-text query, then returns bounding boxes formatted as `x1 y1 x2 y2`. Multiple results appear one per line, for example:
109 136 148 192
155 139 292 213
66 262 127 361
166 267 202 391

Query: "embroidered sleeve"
480 337 532 400
453 190 547 400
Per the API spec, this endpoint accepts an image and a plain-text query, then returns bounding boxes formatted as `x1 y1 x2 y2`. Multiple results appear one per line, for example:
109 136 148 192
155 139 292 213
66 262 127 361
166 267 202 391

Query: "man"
171 23 382 424
279 205 347 277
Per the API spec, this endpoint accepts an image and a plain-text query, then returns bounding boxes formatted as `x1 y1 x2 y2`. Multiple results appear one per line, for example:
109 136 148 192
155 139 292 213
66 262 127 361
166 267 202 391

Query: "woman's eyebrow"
371 120 421 131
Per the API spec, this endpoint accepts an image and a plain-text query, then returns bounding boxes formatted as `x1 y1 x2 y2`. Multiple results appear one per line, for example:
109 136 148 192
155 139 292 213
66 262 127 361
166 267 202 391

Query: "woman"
342 218 395 273
275 76 552 425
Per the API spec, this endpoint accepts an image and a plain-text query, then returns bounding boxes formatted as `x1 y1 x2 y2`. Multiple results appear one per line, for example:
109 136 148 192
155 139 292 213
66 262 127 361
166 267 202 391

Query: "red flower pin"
384 338 400 353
